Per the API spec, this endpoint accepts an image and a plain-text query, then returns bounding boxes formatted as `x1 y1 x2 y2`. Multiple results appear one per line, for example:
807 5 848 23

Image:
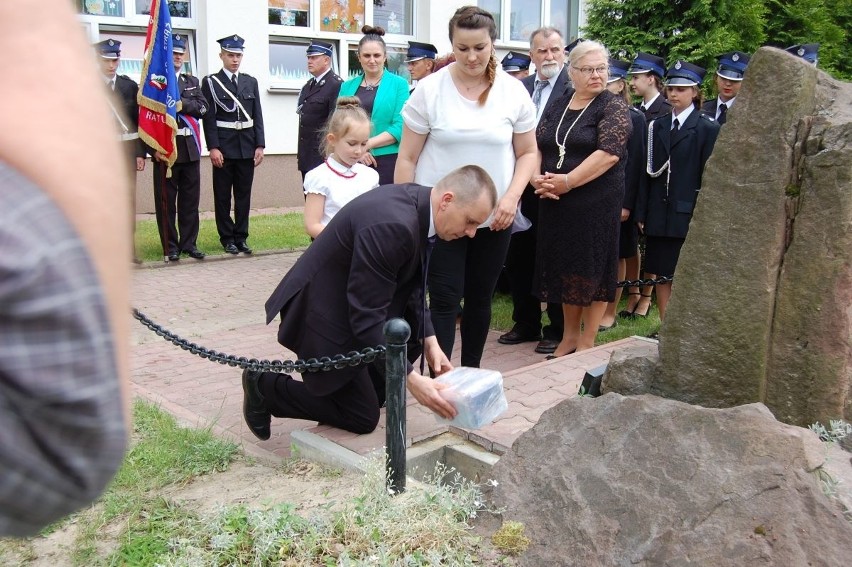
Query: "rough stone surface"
602 344 660 396
489 394 852 566
656 46 852 426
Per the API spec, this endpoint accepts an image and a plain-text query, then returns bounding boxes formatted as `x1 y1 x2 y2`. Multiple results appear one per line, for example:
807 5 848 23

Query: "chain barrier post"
383 318 410 495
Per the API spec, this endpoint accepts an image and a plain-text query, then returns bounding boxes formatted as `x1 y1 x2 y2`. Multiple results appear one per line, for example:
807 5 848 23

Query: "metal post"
384 317 410 494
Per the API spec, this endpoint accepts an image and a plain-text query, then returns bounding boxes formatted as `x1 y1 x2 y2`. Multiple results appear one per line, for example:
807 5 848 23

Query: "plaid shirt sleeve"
0 161 127 537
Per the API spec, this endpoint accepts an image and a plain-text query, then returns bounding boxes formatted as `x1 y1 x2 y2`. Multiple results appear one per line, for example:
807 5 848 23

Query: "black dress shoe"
236 242 253 254
224 243 239 254
185 249 206 260
241 369 271 441
167 252 180 262
534 339 559 354
497 329 541 345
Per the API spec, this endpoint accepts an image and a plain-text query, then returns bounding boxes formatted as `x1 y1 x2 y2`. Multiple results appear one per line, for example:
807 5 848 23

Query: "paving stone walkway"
131 245 657 463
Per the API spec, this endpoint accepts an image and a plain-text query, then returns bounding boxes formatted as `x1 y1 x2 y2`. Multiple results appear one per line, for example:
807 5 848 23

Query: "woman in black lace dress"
532 40 631 357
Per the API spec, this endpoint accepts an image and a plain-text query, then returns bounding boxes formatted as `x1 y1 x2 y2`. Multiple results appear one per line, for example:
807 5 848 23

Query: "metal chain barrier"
132 308 385 374
133 276 671 371
615 275 672 288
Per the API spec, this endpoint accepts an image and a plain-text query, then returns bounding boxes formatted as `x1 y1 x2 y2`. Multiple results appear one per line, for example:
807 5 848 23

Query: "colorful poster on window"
319 0 365 33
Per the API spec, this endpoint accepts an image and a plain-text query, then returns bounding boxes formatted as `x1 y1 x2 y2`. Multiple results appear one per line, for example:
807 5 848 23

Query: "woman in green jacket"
338 25 410 184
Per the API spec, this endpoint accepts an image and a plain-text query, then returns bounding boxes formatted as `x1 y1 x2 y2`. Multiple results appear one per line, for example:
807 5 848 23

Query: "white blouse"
303 156 380 226
402 65 536 226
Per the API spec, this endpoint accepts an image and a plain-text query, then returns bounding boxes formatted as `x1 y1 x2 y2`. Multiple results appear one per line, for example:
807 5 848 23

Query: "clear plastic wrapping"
435 367 508 429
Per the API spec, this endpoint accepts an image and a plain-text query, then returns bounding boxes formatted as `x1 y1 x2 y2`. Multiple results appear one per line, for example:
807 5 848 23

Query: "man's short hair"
529 26 564 47
435 165 497 209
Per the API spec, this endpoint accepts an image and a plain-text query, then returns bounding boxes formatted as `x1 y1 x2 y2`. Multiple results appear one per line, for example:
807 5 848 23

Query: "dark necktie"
420 236 437 374
717 103 727 125
308 77 317 89
640 104 647 112
532 80 547 113
672 118 680 131
230 74 238 90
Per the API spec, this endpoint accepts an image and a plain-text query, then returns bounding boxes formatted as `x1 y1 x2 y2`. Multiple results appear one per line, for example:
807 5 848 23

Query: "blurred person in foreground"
0 0 130 537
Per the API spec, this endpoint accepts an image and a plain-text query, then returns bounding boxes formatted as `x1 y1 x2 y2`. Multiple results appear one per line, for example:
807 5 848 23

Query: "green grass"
71 400 239 565
134 212 311 262
490 291 661 342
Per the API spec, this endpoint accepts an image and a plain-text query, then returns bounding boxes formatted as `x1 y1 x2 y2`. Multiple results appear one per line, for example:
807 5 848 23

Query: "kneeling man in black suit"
243 165 497 437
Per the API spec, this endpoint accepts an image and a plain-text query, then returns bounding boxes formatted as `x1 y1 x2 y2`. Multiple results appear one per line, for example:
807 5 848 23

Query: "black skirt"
618 219 639 259
645 236 684 277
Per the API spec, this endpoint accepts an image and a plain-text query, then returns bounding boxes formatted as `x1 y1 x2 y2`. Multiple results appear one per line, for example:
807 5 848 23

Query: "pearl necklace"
554 93 598 169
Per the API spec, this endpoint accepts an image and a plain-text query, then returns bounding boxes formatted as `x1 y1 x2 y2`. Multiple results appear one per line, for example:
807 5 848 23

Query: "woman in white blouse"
395 5 538 368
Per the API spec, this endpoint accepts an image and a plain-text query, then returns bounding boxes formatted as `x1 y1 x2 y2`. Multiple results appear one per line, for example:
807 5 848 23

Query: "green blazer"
339 71 410 157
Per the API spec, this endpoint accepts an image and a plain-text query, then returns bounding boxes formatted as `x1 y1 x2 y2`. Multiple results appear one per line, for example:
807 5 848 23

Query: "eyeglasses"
572 65 609 76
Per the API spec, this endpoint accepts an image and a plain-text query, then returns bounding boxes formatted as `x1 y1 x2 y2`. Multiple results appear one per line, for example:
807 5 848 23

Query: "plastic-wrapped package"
435 367 508 429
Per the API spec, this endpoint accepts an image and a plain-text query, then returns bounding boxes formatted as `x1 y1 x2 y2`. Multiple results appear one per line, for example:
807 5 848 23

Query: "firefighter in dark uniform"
701 51 750 126
201 34 265 255
785 43 819 66
635 60 720 320
151 34 208 262
405 41 438 91
628 52 672 122
296 40 342 182
624 51 671 318
96 38 146 262
500 51 531 79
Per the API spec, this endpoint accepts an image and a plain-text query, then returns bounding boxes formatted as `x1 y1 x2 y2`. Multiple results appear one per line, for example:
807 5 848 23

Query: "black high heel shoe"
618 292 641 319
632 293 653 318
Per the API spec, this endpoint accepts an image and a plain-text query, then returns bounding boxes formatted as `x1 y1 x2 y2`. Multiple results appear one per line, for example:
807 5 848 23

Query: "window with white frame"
269 38 340 89
79 0 191 18
479 0 571 45
373 0 414 36
268 0 311 27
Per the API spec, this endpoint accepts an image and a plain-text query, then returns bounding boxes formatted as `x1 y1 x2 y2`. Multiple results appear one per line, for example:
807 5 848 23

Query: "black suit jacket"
638 95 672 123
521 66 572 116
635 110 720 238
297 71 343 173
174 74 207 163
201 69 265 159
264 184 434 395
111 75 146 159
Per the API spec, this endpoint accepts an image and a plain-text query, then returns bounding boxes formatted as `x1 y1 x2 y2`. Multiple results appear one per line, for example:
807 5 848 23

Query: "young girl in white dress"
303 97 379 238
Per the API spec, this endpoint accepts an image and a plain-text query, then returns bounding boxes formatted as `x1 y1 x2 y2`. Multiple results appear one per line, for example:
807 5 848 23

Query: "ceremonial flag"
137 0 181 174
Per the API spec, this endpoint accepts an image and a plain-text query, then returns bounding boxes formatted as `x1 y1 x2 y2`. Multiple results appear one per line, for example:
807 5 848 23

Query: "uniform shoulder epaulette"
331 74 343 83
629 106 643 115
700 113 715 122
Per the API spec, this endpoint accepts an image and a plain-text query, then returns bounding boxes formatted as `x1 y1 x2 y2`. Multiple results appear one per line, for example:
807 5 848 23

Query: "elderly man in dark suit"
242 166 497 438
297 40 342 181
151 34 208 262
201 34 265 255
498 26 569 355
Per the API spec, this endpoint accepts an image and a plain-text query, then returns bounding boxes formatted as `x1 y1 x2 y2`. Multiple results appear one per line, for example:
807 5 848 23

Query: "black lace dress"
534 89 631 306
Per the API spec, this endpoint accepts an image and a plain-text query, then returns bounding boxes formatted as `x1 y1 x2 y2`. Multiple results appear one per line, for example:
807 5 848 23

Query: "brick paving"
131 240 657 462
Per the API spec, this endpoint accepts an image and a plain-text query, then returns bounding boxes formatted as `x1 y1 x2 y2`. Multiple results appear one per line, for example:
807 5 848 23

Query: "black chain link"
132 309 385 374
133 276 669 371
615 275 672 288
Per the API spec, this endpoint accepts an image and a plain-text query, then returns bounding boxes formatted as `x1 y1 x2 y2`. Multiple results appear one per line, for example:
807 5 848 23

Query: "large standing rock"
489 394 852 566
654 47 852 426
